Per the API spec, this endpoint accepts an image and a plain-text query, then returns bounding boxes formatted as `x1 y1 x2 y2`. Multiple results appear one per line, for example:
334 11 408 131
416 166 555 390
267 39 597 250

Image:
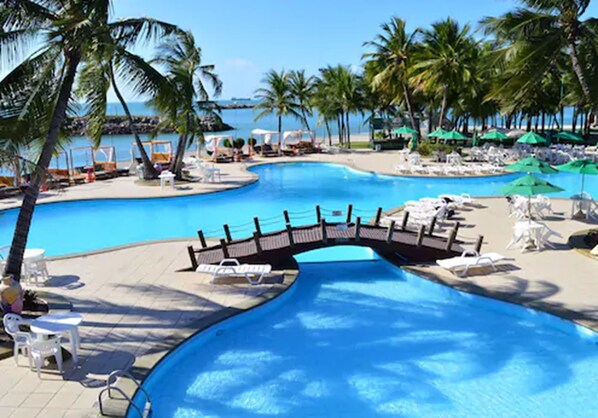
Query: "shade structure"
505 157 559 174
392 126 418 136
556 159 598 195
555 131 584 143
499 174 564 197
481 131 509 141
516 131 548 145
428 128 447 138
440 130 469 141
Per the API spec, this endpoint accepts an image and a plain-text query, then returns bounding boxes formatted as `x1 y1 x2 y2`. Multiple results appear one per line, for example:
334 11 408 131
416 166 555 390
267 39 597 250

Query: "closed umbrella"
499 174 564 220
516 131 548 146
409 135 418 151
472 129 479 147
505 157 559 174
555 131 584 143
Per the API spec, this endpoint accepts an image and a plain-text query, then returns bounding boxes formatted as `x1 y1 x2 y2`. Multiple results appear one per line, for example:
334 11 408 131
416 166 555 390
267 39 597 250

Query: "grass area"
348 141 371 150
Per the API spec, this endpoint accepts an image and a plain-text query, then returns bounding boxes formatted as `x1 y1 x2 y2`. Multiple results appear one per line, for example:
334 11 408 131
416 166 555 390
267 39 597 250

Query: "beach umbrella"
499 174 564 220
428 128 447 138
480 131 509 141
556 159 598 195
505 157 559 174
555 131 584 143
516 131 548 146
392 126 418 136
439 130 469 142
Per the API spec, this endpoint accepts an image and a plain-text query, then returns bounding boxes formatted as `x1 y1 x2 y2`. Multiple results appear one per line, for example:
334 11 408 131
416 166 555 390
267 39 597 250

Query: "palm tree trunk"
173 133 187 180
345 111 351 149
572 106 578 132
541 112 545 134
301 106 311 131
402 83 418 132
337 116 342 145
438 87 448 129
568 42 593 110
4 52 81 280
109 68 157 180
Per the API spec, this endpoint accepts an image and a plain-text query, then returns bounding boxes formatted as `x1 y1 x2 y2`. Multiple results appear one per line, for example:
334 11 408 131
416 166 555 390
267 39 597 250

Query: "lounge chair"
437 250 507 277
196 258 272 285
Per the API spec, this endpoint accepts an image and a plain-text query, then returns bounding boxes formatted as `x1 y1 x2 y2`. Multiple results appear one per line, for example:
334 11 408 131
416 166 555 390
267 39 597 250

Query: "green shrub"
234 138 245 149
416 141 454 156
248 137 257 146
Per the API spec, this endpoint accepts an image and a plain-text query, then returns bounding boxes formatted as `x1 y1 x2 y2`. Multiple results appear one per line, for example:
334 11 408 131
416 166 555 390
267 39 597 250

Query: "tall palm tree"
254 70 301 136
363 17 421 131
289 70 316 130
0 0 177 280
482 0 598 114
411 18 478 129
150 31 222 179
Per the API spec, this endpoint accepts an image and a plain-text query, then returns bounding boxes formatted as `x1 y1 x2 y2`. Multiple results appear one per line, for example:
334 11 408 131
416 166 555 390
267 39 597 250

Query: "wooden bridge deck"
188 222 465 269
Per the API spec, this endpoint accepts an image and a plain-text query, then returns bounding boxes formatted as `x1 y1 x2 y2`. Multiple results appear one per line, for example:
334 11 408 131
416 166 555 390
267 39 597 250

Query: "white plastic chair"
3 314 33 367
23 258 50 286
30 337 63 379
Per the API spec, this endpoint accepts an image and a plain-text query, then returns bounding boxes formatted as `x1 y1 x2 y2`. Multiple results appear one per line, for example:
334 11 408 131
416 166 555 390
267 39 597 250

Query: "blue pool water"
0 162 596 256
135 254 598 417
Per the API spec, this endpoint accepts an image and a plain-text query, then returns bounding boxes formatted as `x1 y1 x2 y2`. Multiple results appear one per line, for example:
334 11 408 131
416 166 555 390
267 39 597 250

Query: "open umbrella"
516 131 548 146
499 174 564 220
556 159 598 195
481 131 509 141
555 131 584 143
428 128 447 138
505 157 559 174
392 126 418 136
440 130 469 143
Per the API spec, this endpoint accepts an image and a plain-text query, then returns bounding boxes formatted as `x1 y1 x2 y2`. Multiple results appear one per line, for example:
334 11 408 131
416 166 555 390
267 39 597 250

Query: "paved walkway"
0 240 291 417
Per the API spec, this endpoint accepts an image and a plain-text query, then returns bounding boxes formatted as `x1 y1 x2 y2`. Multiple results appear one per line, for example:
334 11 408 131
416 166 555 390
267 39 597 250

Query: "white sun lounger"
196 259 272 285
436 251 507 277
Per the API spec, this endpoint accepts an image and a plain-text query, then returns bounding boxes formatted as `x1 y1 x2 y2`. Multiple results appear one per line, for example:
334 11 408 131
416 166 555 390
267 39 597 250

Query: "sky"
112 0 532 100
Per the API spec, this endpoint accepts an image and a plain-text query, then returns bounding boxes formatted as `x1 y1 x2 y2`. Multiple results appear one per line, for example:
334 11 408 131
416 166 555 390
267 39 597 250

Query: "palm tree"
150 31 222 179
289 70 316 130
363 17 421 131
411 18 478 129
254 70 301 136
0 0 177 279
482 0 598 114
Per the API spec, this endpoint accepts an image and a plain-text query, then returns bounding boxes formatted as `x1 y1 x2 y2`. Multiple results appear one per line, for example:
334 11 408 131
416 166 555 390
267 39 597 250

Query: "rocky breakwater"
66 114 233 136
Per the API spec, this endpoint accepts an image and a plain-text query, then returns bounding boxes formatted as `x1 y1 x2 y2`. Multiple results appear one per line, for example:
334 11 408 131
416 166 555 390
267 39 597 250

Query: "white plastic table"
159 171 175 190
30 312 83 364
507 221 547 251
24 248 45 261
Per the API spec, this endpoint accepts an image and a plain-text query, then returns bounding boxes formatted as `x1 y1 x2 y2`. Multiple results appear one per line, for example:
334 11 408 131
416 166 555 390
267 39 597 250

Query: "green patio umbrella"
556 159 598 195
505 157 559 174
555 131 584 143
480 131 509 141
392 126 418 136
499 174 564 220
439 129 469 142
516 131 548 146
428 128 447 138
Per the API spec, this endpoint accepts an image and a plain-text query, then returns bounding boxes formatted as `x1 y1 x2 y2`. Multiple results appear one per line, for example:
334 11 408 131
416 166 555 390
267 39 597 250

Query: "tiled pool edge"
402 264 598 335
102 260 299 418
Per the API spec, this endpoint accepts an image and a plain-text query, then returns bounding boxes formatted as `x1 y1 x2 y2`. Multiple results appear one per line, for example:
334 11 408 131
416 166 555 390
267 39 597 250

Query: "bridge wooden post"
253 217 262 237
386 220 396 244
220 239 230 258
253 231 263 254
223 224 232 243
375 207 383 226
401 211 410 231
355 217 361 241
283 210 291 225
187 246 198 270
346 204 353 223
445 222 460 252
316 205 322 223
286 223 295 247
416 225 426 248
320 218 328 244
428 216 437 237
197 230 207 248
475 235 484 254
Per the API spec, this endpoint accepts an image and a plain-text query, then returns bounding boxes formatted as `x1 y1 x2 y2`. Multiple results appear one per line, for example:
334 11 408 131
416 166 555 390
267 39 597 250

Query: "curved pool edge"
108 256 301 418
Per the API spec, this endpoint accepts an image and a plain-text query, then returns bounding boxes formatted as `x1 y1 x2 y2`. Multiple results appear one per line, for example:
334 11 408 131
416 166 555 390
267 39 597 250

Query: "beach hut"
251 129 281 156
70 146 117 181
204 135 234 163
282 130 317 154
130 140 174 168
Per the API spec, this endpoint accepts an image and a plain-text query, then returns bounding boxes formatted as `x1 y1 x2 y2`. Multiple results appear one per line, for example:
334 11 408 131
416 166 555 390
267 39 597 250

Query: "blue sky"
109 0 592 100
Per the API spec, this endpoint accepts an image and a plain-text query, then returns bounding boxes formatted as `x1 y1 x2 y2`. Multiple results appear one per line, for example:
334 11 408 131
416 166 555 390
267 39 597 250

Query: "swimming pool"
134 253 598 417
0 163 594 256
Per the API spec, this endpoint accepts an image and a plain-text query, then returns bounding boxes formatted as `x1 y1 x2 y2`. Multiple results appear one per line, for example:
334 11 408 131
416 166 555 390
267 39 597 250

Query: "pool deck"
1 156 597 417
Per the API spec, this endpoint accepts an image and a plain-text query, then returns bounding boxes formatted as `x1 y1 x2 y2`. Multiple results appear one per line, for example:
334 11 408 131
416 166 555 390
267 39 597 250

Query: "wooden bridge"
187 205 478 269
